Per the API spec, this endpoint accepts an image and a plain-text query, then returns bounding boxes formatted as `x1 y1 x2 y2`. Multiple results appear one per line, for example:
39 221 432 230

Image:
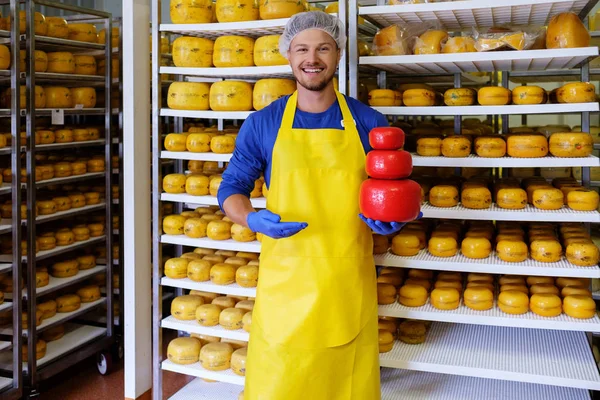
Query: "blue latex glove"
247 210 308 239
359 212 423 236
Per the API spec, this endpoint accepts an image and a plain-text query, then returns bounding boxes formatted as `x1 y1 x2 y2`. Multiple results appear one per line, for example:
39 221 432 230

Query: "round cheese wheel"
441 136 471 157
68 23 97 43
76 255 96 270
210 263 236 285
210 135 236 154
512 86 546 105
254 35 287 66
253 79 296 111
164 258 190 279
56 294 81 313
45 87 72 108
566 242 600 266
428 236 458 257
368 89 399 107
398 284 428 307
186 260 211 282
207 220 232 240
231 223 256 242
98 27 120 47
498 291 529 315
259 0 306 20
403 89 436 107
209 81 253 111
563 295 596 319
167 337 202 365
213 36 254 67
163 215 187 235
172 295 204 320
37 200 57 216
236 265 258 287
478 87 511 105
231 347 247 376
219 307 245 330
70 87 96 108
530 239 562 263
416 136 442 156
0 45 9 71
170 0 214 24
507 134 548 158
74 55 97 75
556 82 596 103
549 133 593 157
461 187 491 209
429 185 459 208
51 260 79 278
567 189 599 211
496 188 527 210
167 82 210 110
211 296 236 309
172 36 214 68
532 188 564 210
216 0 259 22
200 342 233 371
530 293 562 317
55 230 75 246
391 233 420 256
474 136 506 157
37 300 57 320
46 17 68 39
196 304 222 326
186 133 211 152
164 134 187 151
242 311 252 332
55 129 73 143
444 88 475 106
76 285 101 303
461 237 491 259
68 193 86 208
235 300 254 312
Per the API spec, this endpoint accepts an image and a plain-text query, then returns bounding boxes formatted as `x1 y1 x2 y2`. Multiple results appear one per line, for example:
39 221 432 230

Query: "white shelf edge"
33 203 106 224
161 235 260 253
161 193 266 209
161 277 256 298
162 359 245 386
411 154 600 168
19 298 106 336
161 316 249 342
160 109 253 120
161 151 232 162
373 103 599 116
160 65 292 78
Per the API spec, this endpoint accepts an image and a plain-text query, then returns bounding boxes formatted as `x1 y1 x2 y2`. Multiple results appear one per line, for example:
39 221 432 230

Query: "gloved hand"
247 210 308 239
359 212 423 236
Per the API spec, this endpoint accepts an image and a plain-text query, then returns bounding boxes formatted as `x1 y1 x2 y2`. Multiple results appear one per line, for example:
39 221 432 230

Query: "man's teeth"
303 68 323 73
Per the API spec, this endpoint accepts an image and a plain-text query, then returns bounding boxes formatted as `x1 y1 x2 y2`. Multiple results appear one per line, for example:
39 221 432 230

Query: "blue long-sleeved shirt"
217 94 389 209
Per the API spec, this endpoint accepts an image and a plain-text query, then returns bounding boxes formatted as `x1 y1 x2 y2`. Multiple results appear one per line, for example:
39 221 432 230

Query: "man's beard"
294 70 335 92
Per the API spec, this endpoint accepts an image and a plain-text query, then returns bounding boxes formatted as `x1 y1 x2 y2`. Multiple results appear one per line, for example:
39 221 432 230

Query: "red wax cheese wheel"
366 150 413 180
369 127 405 150
359 178 421 222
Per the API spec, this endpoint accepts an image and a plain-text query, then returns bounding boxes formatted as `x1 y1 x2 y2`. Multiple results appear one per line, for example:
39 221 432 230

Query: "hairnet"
279 11 346 59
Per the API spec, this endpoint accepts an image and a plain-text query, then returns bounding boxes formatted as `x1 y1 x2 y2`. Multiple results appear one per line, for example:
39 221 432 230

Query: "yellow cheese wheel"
216 0 259 22
185 260 211 282
171 0 214 24
51 260 79 278
167 337 201 365
70 87 97 108
236 265 258 287
0 45 9 70
97 58 120 78
478 87 511 105
172 295 204 320
210 263 236 285
242 311 252 332
74 55 97 75
557 82 596 103
428 236 458 257
549 132 593 157
164 257 190 279
200 342 234 371
210 135 236 153
563 295 596 319
219 307 245 330
429 185 459 208
56 294 81 313
496 188 527 209
23 339 47 360
231 223 256 242
186 133 211 152
532 188 564 210
461 237 491 259
163 174 187 194
37 200 57 215
186 174 210 196
442 36 476 53
77 254 96 270
416 136 442 156
209 176 223 197
512 86 546 105
530 239 562 263
496 240 528 262
76 285 101 303
183 218 208 239
461 187 491 209
444 88 475 106
72 225 91 241
37 300 57 320
474 136 506 157
259 0 306 20
46 17 68 39
47 51 74 74
68 23 98 43
567 189 599 211
506 134 548 158
172 36 214 67
212 296 236 309
87 157 105 172
566 242 600 266
164 133 187 151
547 12 590 49
254 35 287 66
45 87 72 108
368 89 397 107
253 79 296 111
55 129 73 143
210 81 253 111
55 230 75 246
231 347 247 376
391 233 420 256
441 136 471 157
167 82 210 110
213 36 254 67
98 27 120 47
403 89 436 106
530 293 562 317
8 11 46 35
196 304 222 326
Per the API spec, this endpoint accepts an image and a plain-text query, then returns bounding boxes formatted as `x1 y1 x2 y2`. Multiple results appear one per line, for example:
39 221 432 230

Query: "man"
218 11 412 399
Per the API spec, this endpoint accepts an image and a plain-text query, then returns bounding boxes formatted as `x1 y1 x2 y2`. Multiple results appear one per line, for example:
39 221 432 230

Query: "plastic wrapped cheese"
373 25 410 56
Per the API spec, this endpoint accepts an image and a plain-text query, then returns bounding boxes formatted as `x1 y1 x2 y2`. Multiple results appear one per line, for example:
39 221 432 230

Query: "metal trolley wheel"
96 351 115 376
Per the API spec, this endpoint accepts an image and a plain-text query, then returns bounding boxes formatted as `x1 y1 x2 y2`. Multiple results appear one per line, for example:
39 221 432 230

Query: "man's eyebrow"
293 42 334 48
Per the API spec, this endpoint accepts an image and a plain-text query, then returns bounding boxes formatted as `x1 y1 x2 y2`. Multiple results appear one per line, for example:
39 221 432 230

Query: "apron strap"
280 90 356 131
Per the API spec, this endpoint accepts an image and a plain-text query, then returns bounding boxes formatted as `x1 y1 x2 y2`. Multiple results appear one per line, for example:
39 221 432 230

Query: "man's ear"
337 48 342 63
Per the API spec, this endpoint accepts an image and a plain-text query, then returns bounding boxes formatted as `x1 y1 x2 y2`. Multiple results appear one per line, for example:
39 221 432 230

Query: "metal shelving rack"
348 0 600 397
0 1 116 397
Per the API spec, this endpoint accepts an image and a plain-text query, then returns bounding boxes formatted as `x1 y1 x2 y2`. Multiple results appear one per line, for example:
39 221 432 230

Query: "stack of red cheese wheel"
359 127 422 222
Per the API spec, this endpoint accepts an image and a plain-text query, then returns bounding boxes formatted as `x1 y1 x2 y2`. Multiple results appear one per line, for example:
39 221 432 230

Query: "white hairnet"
279 11 346 59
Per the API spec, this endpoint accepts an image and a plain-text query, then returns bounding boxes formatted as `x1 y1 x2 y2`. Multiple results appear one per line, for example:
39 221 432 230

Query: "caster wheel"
97 351 114 375
112 342 124 360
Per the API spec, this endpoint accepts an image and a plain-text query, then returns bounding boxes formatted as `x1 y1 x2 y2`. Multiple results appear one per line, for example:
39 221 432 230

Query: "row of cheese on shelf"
377 268 596 319
164 131 237 154
28 286 102 327
170 0 311 24
368 83 596 107
167 337 247 377
1 192 103 219
1 86 98 109
167 79 295 112
162 174 264 199
0 126 106 148
163 211 258 242
171 293 254 331
0 49 101 76
419 176 599 211
21 324 67 360
414 132 593 158
164 252 259 287
372 12 588 56
379 319 430 351
4 12 108 44
0 158 106 184
384 220 599 266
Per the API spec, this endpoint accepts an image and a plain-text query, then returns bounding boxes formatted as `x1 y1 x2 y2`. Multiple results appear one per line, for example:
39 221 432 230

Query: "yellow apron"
245 91 380 400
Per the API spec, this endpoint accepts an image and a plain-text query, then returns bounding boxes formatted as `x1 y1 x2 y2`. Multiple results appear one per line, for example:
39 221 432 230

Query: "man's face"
287 29 340 92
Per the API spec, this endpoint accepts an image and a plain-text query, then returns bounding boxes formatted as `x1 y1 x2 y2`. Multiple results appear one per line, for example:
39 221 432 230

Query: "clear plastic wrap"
472 26 546 52
372 21 441 56
441 36 476 53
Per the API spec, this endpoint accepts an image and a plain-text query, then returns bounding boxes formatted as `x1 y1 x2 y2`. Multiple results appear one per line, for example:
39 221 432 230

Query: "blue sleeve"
217 115 266 210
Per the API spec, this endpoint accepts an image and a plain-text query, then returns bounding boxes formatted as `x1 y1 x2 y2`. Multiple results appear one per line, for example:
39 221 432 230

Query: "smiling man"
217 11 408 400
